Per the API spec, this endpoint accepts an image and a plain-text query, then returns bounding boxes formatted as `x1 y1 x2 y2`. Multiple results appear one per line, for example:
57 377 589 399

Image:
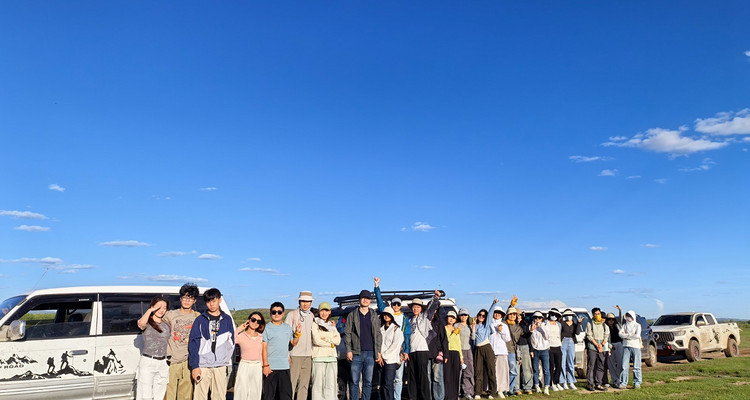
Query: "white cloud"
654 178 668 184
612 269 626 275
626 175 641 179
744 137 750 143
400 227 407 232
745 50 750 57
145 274 208 283
655 299 665 313
0 257 63 264
240 267 288 276
0 210 48 219
158 250 197 257
198 253 222 260
516 300 567 311
589 246 608 251
466 291 504 295
642 243 662 248
413 265 436 269
14 225 51 232
598 169 618 177
48 184 65 192
247 257 261 262
411 222 436 232
199 187 218 191
602 127 728 156
569 155 612 163
50 264 96 273
151 195 171 201
100 240 152 247
608 136 628 142
695 109 750 135
679 157 716 172
318 291 348 296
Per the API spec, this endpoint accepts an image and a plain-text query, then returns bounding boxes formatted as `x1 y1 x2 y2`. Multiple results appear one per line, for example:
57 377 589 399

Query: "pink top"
236 330 263 361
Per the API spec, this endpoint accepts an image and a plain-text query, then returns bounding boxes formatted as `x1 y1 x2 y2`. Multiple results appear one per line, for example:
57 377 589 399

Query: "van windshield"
0 295 26 318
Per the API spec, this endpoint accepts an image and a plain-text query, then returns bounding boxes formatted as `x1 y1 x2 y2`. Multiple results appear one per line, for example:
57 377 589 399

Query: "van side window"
704 314 716 325
101 300 146 334
14 299 93 339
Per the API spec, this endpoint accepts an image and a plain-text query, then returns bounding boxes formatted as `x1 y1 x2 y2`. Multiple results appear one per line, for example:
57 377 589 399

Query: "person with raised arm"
373 277 412 400
407 289 441 400
472 298 498 399
489 299 510 398
503 296 523 396
344 289 383 400
136 296 171 400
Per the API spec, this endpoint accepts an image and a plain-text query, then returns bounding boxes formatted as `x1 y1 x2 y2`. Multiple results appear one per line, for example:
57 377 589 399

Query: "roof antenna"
30 267 51 292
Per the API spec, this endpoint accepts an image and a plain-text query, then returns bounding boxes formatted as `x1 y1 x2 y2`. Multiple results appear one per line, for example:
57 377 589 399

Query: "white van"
0 286 234 400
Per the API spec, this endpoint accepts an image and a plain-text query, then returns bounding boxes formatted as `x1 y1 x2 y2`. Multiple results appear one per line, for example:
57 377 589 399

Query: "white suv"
0 286 234 400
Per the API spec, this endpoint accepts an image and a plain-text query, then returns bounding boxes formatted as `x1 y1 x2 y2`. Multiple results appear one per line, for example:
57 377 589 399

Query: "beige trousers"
165 360 193 400
311 361 338 400
193 366 228 400
290 356 312 400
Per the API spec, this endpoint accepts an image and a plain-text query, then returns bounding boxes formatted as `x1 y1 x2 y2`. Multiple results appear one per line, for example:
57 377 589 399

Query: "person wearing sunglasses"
235 312 266 400
263 302 302 400
373 277 411 400
471 299 498 399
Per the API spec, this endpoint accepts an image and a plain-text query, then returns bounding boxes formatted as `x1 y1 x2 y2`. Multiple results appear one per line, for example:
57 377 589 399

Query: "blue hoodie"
188 310 235 369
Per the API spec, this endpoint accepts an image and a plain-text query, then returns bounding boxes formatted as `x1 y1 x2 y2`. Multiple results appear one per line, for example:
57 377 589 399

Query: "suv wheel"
724 337 739 357
685 339 701 362
644 343 657 367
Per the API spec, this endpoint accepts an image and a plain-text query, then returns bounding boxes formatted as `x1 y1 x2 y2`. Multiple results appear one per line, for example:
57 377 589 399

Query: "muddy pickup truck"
651 312 741 362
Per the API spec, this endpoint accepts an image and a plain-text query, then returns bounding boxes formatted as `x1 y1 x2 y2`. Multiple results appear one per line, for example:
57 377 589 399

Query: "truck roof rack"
333 290 445 307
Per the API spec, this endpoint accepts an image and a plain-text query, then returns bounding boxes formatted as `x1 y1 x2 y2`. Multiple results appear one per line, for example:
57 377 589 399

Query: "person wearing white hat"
285 291 316 400
560 309 583 390
374 278 412 400
407 290 441 400
489 299 511 398
504 301 523 396
379 306 404 400
311 302 340 400
529 311 551 395
618 310 642 389
546 308 564 392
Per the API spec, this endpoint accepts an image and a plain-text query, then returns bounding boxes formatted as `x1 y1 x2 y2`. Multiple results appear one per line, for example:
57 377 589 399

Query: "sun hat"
447 310 458 319
298 291 314 301
458 307 470 316
411 298 425 307
382 306 395 318
507 307 519 315
392 297 402 304
532 311 544 318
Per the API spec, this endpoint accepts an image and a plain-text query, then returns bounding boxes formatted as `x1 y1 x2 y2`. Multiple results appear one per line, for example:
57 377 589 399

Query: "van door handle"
69 350 88 355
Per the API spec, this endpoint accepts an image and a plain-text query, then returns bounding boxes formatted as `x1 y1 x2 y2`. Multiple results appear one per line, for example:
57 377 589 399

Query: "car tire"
645 344 657 367
576 353 587 379
724 337 739 357
685 339 701 362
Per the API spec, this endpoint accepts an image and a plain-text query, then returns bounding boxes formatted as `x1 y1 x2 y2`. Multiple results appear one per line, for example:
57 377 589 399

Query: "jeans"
560 338 576 385
381 363 398 400
619 346 642 387
394 362 405 400
431 359 444 400
507 353 518 393
531 349 550 387
350 351 375 400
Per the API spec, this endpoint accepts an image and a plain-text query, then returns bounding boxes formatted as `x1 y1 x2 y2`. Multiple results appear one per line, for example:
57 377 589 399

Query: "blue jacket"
475 301 499 344
375 286 412 354
188 310 235 369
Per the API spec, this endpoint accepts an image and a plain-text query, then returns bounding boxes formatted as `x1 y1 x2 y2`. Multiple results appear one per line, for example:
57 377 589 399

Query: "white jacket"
619 311 642 349
530 322 551 351
381 323 404 364
489 318 511 355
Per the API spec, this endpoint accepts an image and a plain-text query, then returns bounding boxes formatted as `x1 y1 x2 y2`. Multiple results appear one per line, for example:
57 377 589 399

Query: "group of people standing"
135 281 644 400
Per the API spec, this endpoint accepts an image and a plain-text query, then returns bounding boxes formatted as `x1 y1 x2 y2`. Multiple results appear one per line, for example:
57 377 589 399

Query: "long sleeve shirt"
375 286 412 354
409 295 440 353
489 319 511 355
530 322 551 351
474 301 499 346
585 321 610 351
381 324 405 364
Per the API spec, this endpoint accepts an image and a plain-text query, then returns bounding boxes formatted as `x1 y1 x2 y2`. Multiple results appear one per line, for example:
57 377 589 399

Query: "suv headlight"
675 330 686 336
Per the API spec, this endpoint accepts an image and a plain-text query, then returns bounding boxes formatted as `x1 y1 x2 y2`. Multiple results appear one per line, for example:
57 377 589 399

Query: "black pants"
473 344 496 396
549 346 562 385
444 350 461 400
408 351 431 400
264 369 293 400
586 350 606 388
380 363 398 400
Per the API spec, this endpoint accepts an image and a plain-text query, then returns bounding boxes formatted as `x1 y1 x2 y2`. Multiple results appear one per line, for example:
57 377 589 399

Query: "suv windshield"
653 315 691 326
0 295 26 318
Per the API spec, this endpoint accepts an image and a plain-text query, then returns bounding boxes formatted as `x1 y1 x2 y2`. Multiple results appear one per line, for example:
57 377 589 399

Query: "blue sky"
1 1 749 318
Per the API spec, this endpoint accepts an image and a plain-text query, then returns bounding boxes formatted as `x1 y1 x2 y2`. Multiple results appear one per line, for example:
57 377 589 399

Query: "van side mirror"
9 320 25 341
696 320 706 327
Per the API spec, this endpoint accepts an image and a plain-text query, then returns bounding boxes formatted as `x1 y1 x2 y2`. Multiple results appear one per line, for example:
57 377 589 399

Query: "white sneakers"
543 386 550 395
534 385 541 393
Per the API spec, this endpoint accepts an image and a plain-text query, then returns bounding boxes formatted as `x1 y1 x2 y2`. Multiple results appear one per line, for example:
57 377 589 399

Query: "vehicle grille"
655 332 674 342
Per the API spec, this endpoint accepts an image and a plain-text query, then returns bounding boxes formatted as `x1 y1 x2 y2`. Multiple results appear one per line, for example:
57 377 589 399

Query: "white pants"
136 355 169 400
235 360 263 400
311 361 338 400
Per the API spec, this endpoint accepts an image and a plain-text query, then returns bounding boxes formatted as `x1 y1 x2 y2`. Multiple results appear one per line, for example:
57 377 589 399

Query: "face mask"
563 316 572 322
549 316 557 321
594 315 602 323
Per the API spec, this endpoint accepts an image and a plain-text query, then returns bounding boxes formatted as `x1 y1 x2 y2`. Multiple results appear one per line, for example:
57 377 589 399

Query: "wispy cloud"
247 257 261 262
158 250 197 257
413 265 436 269
694 109 750 135
654 178 668 184
642 243 662 248
198 253 222 260
411 222 436 232
0 257 63 264
100 240 152 247
655 299 664 313
48 184 65 192
466 290 504 295
598 169 618 177
602 127 728 156
199 187 218 191
516 300 568 310
745 50 750 57
569 155 612 163
14 225 51 232
50 264 96 273
318 291 348 296
145 274 208 283
589 246 608 251
151 195 171 201
240 267 288 276
626 175 641 179
612 269 626 275
679 158 716 172
0 210 48 219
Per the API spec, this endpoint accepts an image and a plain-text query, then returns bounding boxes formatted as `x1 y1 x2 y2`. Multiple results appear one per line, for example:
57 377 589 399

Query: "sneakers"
595 385 608 391
617 385 627 389
543 386 550 396
551 384 559 391
634 384 641 390
474 396 481 399
569 383 578 390
604 383 611 388
533 385 541 393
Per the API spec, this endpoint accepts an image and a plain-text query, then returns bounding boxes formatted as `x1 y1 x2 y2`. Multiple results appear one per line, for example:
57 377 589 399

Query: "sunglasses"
270 310 284 315
392 302 401 306
478 314 486 318
249 317 261 323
